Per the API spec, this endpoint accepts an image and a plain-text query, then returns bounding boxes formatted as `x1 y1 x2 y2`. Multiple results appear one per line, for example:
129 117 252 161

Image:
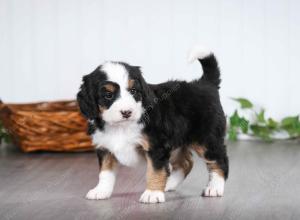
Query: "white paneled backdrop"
0 0 299 119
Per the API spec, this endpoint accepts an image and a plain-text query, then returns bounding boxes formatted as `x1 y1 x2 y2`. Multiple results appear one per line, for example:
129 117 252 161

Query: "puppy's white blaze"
187 45 212 63
165 169 185 191
203 172 225 197
139 190 165 203
86 169 116 200
101 62 129 89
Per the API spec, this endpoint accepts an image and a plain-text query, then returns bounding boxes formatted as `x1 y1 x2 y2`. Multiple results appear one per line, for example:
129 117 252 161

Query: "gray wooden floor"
0 140 300 220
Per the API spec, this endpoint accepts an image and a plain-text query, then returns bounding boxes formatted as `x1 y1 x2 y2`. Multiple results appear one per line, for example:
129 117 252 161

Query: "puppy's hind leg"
165 148 194 192
193 143 229 197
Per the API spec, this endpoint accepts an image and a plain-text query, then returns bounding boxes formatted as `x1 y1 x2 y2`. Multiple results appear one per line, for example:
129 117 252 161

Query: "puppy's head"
77 62 153 125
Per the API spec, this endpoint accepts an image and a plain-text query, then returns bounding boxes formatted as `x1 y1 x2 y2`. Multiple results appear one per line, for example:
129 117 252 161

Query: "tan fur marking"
140 134 150 151
128 79 135 89
192 144 224 177
146 155 167 191
192 144 206 158
101 153 118 171
99 106 107 113
206 162 224 177
170 148 193 177
104 84 116 92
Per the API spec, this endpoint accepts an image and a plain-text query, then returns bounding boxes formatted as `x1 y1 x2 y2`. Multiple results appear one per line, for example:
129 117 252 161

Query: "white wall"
0 0 299 119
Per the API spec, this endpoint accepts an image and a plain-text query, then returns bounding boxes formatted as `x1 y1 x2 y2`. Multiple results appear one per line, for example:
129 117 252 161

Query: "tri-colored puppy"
77 47 229 203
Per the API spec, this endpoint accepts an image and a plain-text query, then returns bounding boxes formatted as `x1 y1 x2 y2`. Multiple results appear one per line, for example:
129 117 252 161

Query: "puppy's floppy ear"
77 74 99 119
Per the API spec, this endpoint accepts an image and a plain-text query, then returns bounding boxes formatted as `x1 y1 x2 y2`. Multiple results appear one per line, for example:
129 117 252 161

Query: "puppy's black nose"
120 110 132 119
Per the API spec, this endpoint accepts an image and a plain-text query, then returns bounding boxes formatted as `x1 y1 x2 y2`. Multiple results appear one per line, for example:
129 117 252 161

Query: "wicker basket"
0 100 93 152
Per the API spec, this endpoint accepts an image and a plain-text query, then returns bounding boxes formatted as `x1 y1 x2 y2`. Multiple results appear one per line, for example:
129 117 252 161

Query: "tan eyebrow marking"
128 79 135 89
103 84 116 92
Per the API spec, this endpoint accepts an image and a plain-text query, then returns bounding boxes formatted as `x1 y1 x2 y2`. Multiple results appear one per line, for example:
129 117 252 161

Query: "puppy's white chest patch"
92 122 145 167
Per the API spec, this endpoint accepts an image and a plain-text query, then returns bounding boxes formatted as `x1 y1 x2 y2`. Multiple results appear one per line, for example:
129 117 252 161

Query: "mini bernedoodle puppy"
77 47 229 204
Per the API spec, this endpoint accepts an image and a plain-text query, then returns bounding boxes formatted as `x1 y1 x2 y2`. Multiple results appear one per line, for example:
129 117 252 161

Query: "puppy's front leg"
86 148 118 200
139 153 168 203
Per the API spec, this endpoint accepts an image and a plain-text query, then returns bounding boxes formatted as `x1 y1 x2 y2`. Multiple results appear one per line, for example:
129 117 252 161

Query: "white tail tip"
187 45 212 63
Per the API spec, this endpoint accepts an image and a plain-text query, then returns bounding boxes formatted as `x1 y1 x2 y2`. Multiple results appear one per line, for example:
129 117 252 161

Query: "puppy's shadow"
112 190 200 203
165 191 201 202
112 191 141 199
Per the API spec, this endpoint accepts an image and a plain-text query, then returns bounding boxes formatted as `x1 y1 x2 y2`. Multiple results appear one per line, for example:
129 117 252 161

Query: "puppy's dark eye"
104 92 113 100
129 88 136 95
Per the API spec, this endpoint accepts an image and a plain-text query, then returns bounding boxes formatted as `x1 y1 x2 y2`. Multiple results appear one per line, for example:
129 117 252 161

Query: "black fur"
77 55 229 179
198 54 221 88
77 67 107 120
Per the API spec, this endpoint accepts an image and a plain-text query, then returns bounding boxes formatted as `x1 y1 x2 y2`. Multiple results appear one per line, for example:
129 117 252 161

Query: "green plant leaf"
250 124 272 141
281 116 299 127
228 127 238 141
232 98 253 109
239 117 249 134
280 116 300 137
0 120 11 144
228 109 250 140
267 118 278 129
228 97 300 141
256 109 266 123
229 110 240 127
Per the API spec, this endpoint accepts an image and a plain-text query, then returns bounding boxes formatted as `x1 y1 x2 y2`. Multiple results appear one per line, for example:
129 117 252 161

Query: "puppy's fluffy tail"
187 46 221 87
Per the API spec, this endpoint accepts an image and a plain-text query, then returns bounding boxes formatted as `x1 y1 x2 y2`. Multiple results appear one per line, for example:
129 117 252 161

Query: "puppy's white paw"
165 169 185 192
86 187 112 200
139 190 165 203
202 172 225 197
202 185 224 197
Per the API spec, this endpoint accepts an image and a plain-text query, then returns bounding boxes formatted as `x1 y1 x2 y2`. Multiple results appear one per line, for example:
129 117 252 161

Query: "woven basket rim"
0 99 75 104
0 100 78 113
